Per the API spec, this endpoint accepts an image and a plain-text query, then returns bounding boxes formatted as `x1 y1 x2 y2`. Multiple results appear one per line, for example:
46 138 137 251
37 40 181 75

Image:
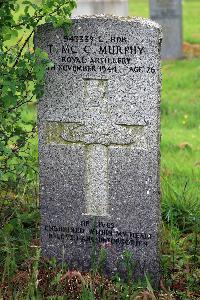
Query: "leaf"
34 64 46 81
4 223 14 234
145 274 155 295
22 0 32 4
30 3 39 10
2 80 16 94
50 271 63 286
2 93 17 108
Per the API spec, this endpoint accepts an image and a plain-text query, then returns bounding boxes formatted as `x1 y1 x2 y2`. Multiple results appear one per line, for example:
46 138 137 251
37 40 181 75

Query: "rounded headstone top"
72 15 162 31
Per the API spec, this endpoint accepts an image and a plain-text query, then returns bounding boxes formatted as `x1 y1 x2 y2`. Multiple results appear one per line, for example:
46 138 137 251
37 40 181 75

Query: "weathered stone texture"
35 16 162 286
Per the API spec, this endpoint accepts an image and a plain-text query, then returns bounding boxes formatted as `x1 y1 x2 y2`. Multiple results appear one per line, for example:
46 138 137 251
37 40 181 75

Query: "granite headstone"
73 0 128 17
150 0 182 59
35 16 162 286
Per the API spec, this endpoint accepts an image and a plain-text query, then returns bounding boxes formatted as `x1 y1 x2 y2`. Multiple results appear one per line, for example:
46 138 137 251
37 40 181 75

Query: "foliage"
161 178 200 232
0 0 76 192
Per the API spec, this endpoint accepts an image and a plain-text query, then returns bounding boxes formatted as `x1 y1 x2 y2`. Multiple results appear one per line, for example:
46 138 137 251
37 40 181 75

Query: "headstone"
150 0 182 60
73 0 128 17
35 16 162 286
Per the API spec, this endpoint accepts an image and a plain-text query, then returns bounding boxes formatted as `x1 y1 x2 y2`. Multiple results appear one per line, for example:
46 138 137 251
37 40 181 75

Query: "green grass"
128 0 149 17
161 59 200 178
183 0 200 44
161 59 200 230
129 0 200 44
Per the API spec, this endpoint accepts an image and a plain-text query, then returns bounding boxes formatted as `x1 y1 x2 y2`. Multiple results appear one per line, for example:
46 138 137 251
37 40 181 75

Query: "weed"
122 250 135 284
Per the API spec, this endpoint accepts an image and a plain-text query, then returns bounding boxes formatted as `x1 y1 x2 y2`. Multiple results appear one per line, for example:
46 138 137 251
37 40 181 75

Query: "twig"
7 96 34 112
12 29 34 68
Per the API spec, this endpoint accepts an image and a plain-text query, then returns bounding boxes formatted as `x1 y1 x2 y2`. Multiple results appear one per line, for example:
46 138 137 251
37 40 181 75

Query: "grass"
129 0 200 44
161 59 200 176
160 59 200 238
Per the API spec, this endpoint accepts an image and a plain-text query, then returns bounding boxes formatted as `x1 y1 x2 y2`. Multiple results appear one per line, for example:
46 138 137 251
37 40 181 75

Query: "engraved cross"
46 79 148 217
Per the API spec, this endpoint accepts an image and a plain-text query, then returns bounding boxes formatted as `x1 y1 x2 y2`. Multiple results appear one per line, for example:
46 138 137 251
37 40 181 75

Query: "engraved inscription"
44 220 153 248
47 34 157 75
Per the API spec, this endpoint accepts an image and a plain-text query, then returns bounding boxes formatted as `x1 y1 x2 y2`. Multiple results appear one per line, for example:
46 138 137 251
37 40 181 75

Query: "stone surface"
150 0 182 60
73 0 128 17
35 16 162 286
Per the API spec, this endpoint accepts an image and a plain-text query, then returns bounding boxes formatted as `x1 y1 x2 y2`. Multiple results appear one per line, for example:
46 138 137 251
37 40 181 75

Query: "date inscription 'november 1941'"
47 35 157 74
